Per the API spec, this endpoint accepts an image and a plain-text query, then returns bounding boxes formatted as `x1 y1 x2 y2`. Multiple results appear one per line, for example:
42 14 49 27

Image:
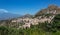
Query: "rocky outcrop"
35 5 60 17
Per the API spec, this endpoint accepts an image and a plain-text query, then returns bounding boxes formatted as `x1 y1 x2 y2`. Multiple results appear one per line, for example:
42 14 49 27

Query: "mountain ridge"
35 5 60 17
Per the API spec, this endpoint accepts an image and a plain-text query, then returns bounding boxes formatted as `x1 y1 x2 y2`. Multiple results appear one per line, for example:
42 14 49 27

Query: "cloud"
0 9 8 13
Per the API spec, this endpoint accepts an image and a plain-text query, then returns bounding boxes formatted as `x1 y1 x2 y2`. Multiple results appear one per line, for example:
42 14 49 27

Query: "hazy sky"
0 0 60 15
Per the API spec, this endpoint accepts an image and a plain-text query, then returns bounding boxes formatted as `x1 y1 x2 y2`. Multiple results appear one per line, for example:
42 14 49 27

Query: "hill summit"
35 5 60 17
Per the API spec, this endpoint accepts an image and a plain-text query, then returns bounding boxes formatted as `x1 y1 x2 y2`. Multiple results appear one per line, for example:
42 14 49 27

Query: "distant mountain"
0 13 21 20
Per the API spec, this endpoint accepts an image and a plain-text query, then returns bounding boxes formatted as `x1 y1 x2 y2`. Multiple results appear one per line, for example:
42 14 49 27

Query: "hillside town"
11 15 55 29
